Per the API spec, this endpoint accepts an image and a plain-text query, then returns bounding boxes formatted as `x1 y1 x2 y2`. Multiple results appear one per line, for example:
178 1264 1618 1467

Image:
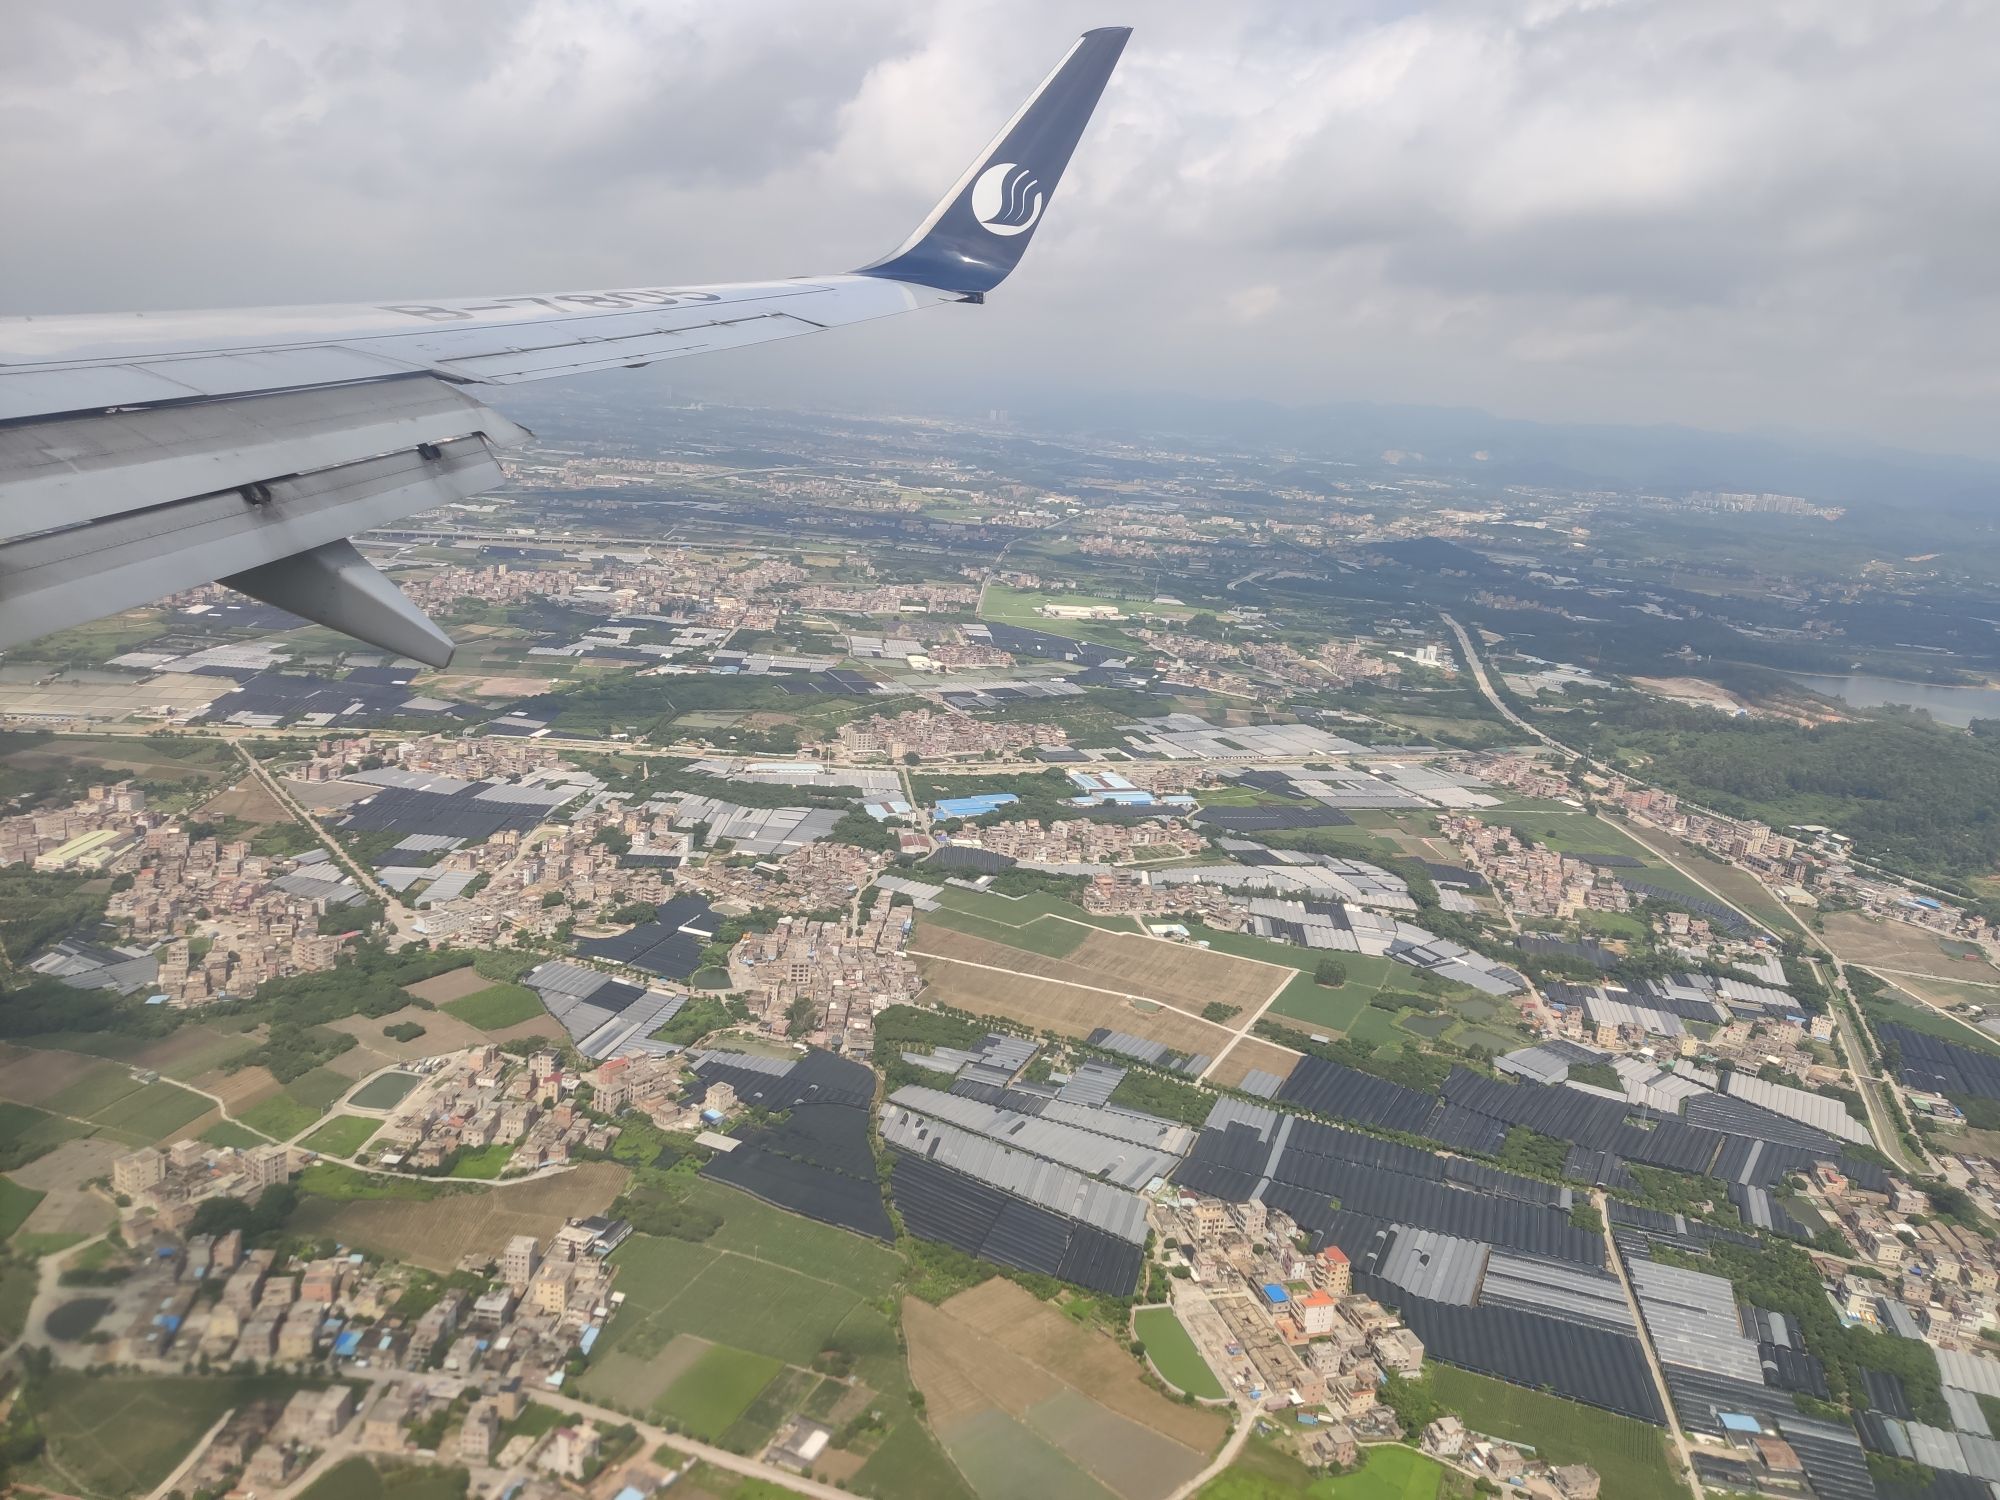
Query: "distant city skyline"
5 1 1996 458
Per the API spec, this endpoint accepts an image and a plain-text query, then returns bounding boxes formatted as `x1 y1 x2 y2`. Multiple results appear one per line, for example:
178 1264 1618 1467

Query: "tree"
1314 958 1347 988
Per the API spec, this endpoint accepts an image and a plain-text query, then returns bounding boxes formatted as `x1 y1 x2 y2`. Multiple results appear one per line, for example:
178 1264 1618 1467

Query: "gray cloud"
3 0 1997 457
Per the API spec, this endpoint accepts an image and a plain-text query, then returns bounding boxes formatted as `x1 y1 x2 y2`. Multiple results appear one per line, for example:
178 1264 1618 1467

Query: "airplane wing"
0 26 1129 667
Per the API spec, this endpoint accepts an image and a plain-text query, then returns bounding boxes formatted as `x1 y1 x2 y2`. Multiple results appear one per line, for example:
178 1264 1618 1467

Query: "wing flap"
0 434 500 656
0 377 530 539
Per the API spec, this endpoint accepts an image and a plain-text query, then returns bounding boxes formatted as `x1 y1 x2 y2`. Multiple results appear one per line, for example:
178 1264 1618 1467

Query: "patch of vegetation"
1107 1067 1217 1128
440 983 543 1031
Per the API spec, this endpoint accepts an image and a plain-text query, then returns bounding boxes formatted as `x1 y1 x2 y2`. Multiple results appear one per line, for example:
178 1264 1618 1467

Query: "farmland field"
920 906 1090 958
1133 1307 1225 1399
27 1371 309 1499
200 1120 268 1147
1429 1364 1680 1500
658 1344 782 1440
928 883 1152 934
442 982 546 1030
298 1457 469 1500
404 965 493 1003
913 923 1289 1018
571 1178 955 1493
907 1280 1223 1500
0 1101 92 1170
915 956 1232 1057
27 1060 209 1145
89 1081 211 1142
288 1160 625 1270
237 1092 323 1141
939 1407 1114 1500
300 1115 382 1158
0 1175 45 1240
1205 1036 1302 1090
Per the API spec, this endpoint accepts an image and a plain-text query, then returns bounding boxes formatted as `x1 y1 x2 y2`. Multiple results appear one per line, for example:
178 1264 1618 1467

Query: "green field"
927 882 1139 934
291 1065 360 1111
297 1457 470 1500
237 1092 323 1141
42 1065 152 1120
89 1081 210 1142
919 905 1089 958
0 1101 91 1171
581 1178 920 1473
980 584 1157 647
28 1371 310 1498
349 1071 422 1110
1134 1306 1225 1399
28 1065 208 1146
1196 1437 1456 1500
200 1119 269 1148
442 982 545 1030
301 1115 382 1158
852 1416 979 1500
659 1344 782 1439
935 1405 1113 1500
0 1175 46 1240
1429 1365 1681 1500
0 1257 39 1342
447 1142 517 1179
718 1367 824 1453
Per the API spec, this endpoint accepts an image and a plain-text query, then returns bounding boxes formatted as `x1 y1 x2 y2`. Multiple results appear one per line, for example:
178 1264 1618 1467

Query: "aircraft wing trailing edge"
0 26 1130 666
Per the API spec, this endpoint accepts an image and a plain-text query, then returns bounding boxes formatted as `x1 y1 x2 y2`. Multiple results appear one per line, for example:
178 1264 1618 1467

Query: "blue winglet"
856 27 1131 297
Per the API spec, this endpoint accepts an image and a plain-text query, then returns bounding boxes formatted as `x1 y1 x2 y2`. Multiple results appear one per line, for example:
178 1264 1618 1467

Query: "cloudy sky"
5 0 1997 456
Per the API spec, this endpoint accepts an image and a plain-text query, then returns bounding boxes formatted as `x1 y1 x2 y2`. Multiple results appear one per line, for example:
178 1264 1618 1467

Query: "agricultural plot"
1205 1036 1302 1091
658 1344 783 1440
0 1101 91 1171
1826 910 2000 985
29 1061 209 1145
928 884 1148 934
28 1371 307 1500
236 1092 323 1141
87 1081 211 1143
906 1280 1224 1500
288 1160 625 1270
7 1137 120 1238
442 982 546 1030
300 1115 381 1158
916 956 1232 1058
920 925 1286 1017
921 906 1091 958
0 1042 110 1107
404 965 494 1004
0 1176 45 1240
1428 1365 1680 1500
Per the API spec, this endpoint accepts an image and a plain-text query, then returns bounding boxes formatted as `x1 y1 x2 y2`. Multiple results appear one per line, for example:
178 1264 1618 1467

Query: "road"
1446 610 1936 1174
1439 613 1569 754
1599 1191 1706 1499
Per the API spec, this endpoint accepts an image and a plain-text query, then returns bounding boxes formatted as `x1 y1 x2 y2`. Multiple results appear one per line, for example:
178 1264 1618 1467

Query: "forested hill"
1573 703 2000 890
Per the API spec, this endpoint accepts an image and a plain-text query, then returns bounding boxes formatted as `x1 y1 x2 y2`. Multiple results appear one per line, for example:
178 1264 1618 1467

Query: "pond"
1785 671 2000 728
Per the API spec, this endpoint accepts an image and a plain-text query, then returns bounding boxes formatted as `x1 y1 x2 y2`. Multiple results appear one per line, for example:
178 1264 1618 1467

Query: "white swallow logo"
971 161 1045 236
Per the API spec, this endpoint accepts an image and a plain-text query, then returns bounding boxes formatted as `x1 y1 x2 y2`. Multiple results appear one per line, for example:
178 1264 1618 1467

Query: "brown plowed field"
1205 1036 1300 1090
909 925 1277 1018
288 1161 626 1271
915 961 1227 1056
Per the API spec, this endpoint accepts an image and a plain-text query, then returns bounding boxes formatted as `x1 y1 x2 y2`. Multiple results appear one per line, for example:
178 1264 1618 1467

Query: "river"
1785 672 2000 727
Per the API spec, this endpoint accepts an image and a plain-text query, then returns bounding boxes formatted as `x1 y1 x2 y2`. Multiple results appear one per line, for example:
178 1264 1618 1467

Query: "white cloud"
1 0 1996 455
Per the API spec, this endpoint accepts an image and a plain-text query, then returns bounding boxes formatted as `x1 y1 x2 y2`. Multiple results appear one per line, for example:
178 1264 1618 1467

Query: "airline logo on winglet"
971 162 1046 237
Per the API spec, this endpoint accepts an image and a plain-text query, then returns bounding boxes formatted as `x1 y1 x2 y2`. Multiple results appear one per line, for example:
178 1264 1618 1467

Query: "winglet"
856 27 1130 297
